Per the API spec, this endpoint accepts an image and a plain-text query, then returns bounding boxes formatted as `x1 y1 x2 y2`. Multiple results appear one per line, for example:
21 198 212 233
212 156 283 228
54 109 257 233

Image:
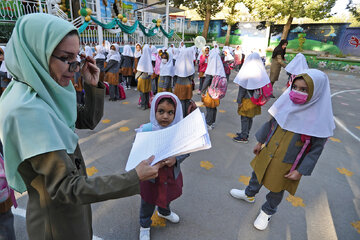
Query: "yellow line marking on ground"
101 119 111 124
226 133 237 138
286 195 306 207
200 161 214 170
151 211 166 227
337 167 354 176
119 127 130 132
219 109 226 113
351 221 360 234
86 166 99 177
238 176 250 186
329 137 341 143
356 126 360 130
122 102 129 104
233 99 237 103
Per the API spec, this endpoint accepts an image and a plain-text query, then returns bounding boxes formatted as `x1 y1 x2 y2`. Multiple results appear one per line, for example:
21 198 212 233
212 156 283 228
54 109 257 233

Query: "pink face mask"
289 90 308 104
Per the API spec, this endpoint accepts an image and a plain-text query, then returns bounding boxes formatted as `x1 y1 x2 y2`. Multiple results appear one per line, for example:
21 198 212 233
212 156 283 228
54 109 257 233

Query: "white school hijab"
107 44 121 62
151 45 158 61
160 51 174 77
174 47 195 77
224 49 234 62
122 45 134 57
268 69 335 138
204 51 226 77
84 46 93 57
137 44 153 74
285 53 309 75
134 43 142 58
233 52 270 90
94 45 105 59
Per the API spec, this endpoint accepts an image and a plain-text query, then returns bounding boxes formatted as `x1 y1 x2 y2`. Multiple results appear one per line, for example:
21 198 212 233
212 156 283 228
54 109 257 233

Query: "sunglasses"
51 54 86 72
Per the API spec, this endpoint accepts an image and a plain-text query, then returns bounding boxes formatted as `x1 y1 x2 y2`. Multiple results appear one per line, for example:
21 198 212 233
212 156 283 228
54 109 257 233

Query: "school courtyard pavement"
12 67 360 240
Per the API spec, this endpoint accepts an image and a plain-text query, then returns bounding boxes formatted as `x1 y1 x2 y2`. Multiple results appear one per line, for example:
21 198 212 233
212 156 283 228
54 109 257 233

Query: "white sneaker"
254 210 271 230
139 227 150 240
157 211 180 223
229 189 255 203
207 125 213 130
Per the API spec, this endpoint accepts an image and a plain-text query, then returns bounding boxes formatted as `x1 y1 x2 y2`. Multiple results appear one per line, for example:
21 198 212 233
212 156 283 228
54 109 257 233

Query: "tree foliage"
242 0 336 22
347 0 360 21
172 0 225 19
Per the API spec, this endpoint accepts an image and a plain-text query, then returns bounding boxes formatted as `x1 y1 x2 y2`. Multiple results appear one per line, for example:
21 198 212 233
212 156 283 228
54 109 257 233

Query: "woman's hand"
284 170 302 181
164 157 176 167
253 142 263 155
135 156 165 181
81 56 100 87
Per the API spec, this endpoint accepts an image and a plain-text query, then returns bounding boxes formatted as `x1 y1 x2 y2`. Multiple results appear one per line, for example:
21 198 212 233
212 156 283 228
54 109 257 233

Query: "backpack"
117 84 126 100
249 83 273 106
208 75 228 100
0 153 10 203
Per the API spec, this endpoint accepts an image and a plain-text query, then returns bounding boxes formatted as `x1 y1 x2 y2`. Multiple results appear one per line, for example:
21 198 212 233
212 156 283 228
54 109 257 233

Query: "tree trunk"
202 8 211 41
225 24 232 46
281 15 293 40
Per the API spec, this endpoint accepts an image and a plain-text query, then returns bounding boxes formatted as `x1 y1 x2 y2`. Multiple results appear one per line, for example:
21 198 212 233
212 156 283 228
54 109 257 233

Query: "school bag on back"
208 75 227 100
0 153 10 203
250 83 273 106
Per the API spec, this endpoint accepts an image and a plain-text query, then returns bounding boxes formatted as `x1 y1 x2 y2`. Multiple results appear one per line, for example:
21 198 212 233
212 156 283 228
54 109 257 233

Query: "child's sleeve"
297 137 327 176
236 86 246 104
255 118 275 144
175 154 190 166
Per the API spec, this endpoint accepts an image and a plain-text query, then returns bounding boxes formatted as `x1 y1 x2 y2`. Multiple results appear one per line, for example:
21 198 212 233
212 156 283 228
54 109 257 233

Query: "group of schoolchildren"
0 40 336 240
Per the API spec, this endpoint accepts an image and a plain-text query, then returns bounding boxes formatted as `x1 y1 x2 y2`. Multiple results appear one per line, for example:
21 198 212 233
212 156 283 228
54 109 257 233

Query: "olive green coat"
270 55 286 84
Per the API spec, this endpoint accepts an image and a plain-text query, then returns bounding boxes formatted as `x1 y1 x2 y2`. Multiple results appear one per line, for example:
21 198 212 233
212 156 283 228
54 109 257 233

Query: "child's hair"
161 52 169 60
157 97 175 109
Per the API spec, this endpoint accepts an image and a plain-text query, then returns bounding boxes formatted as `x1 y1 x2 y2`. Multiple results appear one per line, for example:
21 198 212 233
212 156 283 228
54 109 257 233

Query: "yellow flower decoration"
226 133 237 138
102 119 111 124
200 161 214 170
329 137 341 143
119 127 130 132
151 211 166 227
238 176 251 186
86 166 98 177
337 168 354 176
351 221 360 233
286 195 306 207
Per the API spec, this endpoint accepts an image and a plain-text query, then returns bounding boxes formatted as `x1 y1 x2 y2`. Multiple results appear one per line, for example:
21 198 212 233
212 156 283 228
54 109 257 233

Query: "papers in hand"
125 108 211 171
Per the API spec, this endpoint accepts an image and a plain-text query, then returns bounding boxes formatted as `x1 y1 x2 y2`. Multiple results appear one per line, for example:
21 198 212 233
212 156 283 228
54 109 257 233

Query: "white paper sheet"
125 108 211 171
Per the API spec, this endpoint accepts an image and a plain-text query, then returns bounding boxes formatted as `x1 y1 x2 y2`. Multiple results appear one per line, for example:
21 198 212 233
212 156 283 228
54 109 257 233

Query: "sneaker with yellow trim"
230 189 255 203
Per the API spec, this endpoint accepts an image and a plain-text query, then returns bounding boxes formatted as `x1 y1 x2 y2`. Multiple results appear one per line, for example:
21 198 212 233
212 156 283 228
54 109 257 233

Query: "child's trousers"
245 171 285 215
206 107 217 126
140 199 171 228
109 84 119 100
240 116 253 139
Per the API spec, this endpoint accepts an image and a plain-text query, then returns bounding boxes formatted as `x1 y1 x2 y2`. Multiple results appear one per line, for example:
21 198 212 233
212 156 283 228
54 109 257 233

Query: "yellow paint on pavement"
86 166 98 176
151 211 166 227
119 127 130 132
337 167 354 176
356 126 360 130
286 195 306 207
233 99 237 103
101 119 111 124
226 133 237 138
329 137 341 143
200 161 214 170
351 221 360 234
122 102 129 104
219 109 226 113
238 176 250 186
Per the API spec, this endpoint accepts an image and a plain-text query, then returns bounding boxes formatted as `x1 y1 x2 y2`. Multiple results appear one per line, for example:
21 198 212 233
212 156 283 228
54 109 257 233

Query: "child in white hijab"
134 43 142 77
137 92 190 240
104 44 121 101
120 45 134 90
174 47 195 116
285 53 309 87
158 51 174 93
230 69 335 231
94 45 106 82
233 52 270 143
0 46 12 95
222 48 234 82
136 44 153 110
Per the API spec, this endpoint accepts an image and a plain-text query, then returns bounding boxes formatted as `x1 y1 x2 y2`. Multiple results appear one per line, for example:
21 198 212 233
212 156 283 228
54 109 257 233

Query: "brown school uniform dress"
174 77 193 100
137 72 151 93
17 82 140 240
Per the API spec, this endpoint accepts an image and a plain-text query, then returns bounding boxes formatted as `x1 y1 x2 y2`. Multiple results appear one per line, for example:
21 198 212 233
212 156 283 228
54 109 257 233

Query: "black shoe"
270 94 275 98
109 98 114 101
233 136 249 143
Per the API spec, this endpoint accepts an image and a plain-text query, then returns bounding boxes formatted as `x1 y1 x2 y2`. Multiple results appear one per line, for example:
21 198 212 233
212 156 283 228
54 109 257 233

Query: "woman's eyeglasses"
51 55 86 72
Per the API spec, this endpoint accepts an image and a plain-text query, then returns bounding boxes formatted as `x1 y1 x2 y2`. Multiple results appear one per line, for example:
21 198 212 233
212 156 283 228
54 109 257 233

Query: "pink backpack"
208 75 228 100
250 83 273 106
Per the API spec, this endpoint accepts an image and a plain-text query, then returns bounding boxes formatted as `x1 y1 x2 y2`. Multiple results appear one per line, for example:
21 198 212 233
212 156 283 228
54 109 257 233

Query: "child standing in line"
158 51 174 93
104 44 121 101
120 45 134 90
137 92 190 240
136 44 153 110
151 48 162 95
230 69 335 231
285 53 309 87
222 49 234 82
197 46 209 95
233 53 270 143
0 46 12 96
174 48 195 117
201 51 226 130
94 45 106 82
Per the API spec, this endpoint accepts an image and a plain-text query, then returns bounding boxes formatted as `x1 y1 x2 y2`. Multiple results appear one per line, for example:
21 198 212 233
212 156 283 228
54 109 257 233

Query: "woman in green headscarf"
0 13 162 240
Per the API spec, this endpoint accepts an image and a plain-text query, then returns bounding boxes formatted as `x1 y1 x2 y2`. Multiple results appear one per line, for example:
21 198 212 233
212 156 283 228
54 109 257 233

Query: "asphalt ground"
12 67 360 240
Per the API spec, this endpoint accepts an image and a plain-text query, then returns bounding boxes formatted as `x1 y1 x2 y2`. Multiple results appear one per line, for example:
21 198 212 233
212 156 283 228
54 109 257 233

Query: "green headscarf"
0 13 79 193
